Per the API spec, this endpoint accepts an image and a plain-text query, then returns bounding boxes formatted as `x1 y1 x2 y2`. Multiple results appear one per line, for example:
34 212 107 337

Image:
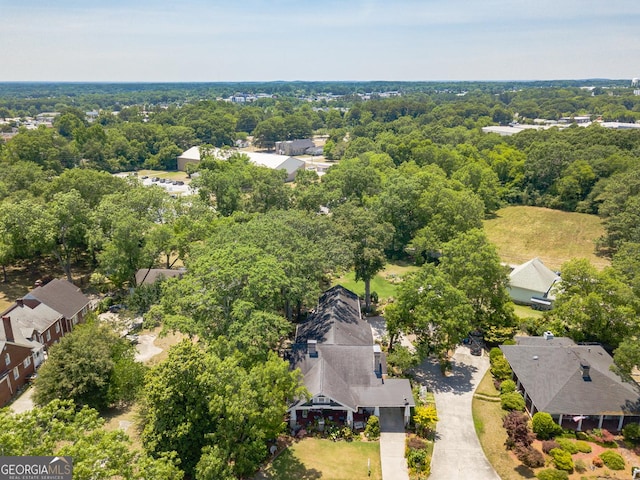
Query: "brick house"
25 278 91 333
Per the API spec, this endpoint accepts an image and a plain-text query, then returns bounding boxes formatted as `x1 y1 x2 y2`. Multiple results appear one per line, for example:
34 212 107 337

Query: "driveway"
413 346 500 480
135 334 163 363
379 407 409 480
9 386 34 414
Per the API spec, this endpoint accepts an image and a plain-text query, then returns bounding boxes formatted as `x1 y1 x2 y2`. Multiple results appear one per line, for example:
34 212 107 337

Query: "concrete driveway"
379 407 409 480
135 334 163 363
413 346 500 480
9 386 34 414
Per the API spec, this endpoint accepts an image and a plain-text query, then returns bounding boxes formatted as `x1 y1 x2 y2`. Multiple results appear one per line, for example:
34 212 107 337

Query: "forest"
1 80 640 479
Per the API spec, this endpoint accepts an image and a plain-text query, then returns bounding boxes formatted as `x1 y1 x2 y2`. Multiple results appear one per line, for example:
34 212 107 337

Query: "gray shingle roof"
25 279 89 320
2 299 62 335
291 285 414 410
501 337 640 415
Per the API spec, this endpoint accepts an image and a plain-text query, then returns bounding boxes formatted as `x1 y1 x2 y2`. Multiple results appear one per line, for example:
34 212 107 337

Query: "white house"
508 258 560 309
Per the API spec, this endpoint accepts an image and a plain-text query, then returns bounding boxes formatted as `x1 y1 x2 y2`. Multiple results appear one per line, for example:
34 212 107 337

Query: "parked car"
108 304 126 313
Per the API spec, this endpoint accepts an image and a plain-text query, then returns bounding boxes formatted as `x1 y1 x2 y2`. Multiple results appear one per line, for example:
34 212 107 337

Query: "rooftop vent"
307 339 318 358
580 359 591 380
543 331 554 340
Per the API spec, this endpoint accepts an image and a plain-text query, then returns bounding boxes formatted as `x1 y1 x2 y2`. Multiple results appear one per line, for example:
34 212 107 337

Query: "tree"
439 229 516 338
393 264 474 362
140 339 305 478
0 399 183 479
333 203 393 311
33 319 145 410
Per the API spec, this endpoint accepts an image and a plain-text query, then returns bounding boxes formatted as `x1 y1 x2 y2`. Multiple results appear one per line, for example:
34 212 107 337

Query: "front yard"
473 369 640 479
257 437 382 480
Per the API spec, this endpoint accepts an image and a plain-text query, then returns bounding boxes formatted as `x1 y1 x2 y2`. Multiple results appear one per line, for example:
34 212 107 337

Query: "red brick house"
1 298 65 350
0 315 42 407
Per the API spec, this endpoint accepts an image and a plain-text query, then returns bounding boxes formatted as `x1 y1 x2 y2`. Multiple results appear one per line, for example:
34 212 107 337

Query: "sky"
1 0 639 82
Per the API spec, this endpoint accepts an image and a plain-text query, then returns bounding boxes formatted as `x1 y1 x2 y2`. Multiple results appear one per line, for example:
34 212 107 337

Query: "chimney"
16 298 23 307
2 315 14 342
307 339 318 358
580 359 591 380
373 344 382 375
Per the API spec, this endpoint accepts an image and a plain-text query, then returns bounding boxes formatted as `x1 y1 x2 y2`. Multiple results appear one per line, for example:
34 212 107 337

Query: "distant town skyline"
1 0 639 82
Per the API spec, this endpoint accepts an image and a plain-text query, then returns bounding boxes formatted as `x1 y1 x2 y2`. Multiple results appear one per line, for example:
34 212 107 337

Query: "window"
23 356 31 369
4 352 9 366
13 366 19 380
55 322 60 334
46 330 51 342
314 396 330 404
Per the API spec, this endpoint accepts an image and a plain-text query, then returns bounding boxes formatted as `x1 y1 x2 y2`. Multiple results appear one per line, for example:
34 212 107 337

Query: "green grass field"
333 261 419 301
484 206 608 271
259 438 381 480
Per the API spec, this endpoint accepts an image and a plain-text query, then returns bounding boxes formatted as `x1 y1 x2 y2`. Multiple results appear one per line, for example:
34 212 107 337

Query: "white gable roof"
178 146 202 161
509 257 560 294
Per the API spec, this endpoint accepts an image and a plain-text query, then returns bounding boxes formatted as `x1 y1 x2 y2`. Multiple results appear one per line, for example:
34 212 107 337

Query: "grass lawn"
512 304 544 321
136 169 190 182
484 206 609 271
259 438 381 480
472 370 531 480
333 261 419 301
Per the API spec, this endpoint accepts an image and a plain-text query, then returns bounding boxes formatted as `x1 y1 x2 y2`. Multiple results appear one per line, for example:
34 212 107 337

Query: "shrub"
599 450 625 470
575 431 589 441
541 440 560 454
500 379 516 394
406 435 427 451
623 423 640 444
501 392 525 411
532 412 562 439
503 411 534 450
536 468 569 480
592 456 603 467
414 405 438 438
365 415 380 440
549 448 574 472
406 447 430 474
574 458 587 473
489 347 503 362
573 440 591 453
515 446 545 468
491 356 512 381
556 438 579 454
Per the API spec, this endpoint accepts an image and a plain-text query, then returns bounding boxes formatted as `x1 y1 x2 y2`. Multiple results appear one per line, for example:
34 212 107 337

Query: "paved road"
413 346 501 480
379 407 410 480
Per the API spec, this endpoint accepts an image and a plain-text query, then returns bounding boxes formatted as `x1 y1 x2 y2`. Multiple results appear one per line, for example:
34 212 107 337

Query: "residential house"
275 139 315 156
0 315 43 407
501 335 640 431
1 298 64 350
287 286 415 430
25 278 91 333
508 258 560 309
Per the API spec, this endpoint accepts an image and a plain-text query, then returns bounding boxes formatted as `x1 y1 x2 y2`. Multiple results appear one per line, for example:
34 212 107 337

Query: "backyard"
257 437 382 480
333 261 419 302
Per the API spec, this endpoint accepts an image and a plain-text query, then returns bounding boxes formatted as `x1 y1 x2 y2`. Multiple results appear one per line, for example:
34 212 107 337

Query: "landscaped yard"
333 261 419 301
258 437 382 480
484 206 608 270
473 369 640 479
512 303 544 321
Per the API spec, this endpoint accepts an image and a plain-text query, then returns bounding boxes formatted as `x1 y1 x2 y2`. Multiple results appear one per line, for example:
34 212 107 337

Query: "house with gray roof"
288 285 414 430
275 139 315 156
1 298 64 351
501 335 640 431
25 278 90 333
508 258 560 309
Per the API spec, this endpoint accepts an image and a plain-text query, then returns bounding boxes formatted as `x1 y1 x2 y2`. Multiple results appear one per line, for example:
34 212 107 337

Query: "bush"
365 415 380 440
536 468 569 480
500 379 516 394
503 411 534 450
549 448 574 472
556 438 579 454
489 347 503 362
574 458 587 473
575 431 589 441
541 440 560 454
532 412 562 440
501 392 525 411
623 423 640 444
406 448 429 472
406 435 427 451
515 446 545 468
592 456 603 467
599 450 625 470
414 405 438 439
491 356 512 381
573 440 591 453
